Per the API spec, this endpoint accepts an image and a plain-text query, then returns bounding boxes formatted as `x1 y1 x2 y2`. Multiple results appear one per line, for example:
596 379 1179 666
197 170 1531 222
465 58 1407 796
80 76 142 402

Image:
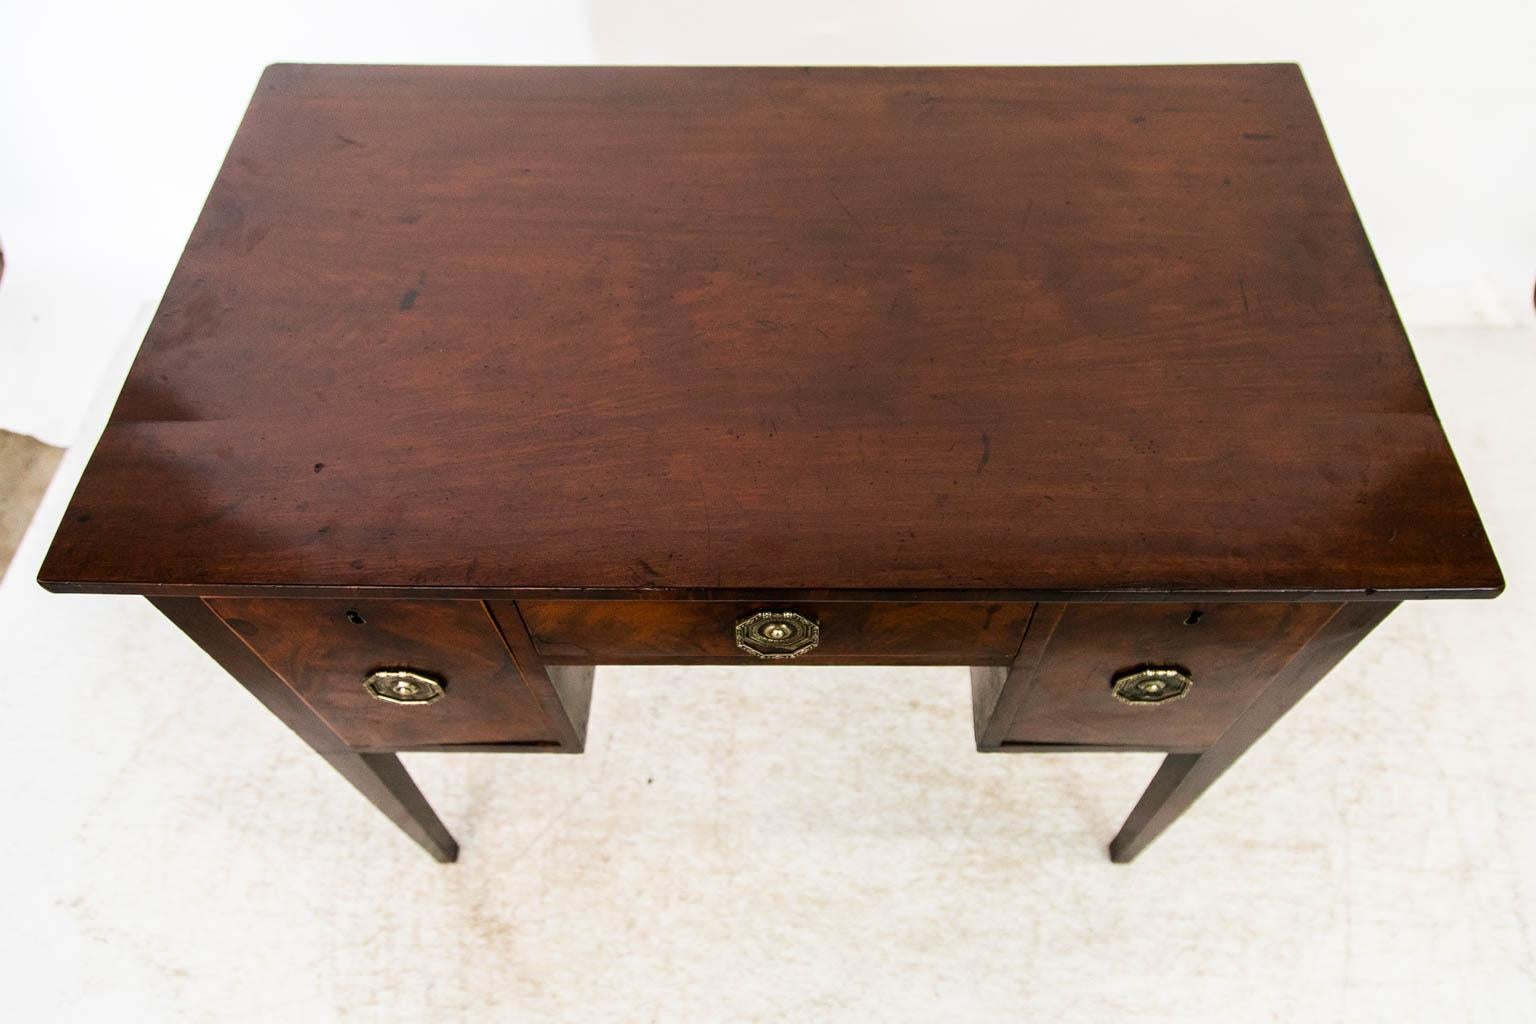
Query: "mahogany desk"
40 65 1501 863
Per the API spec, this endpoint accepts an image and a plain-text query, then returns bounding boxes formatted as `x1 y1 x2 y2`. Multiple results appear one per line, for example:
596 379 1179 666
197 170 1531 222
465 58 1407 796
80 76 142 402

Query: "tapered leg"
150 596 459 862
329 752 457 862
1108 753 1201 863
1109 601 1397 863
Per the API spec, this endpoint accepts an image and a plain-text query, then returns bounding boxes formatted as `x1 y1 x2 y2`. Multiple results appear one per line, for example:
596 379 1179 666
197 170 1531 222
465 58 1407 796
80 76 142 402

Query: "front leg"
151 597 458 862
1110 602 1396 863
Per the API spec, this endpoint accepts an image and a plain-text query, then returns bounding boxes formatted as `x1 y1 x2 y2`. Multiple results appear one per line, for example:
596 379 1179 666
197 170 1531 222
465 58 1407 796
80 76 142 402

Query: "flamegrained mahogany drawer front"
207 599 560 750
985 602 1344 751
509 600 1034 665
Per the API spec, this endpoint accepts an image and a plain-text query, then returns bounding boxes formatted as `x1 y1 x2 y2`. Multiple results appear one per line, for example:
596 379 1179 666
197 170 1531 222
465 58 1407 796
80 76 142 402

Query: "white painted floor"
0 324 1532 1020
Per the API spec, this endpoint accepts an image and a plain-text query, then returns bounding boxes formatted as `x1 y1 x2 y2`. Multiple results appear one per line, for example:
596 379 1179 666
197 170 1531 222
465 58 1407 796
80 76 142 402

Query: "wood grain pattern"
38 64 1499 600
991 602 1343 749
486 601 594 750
511 599 1032 664
205 598 559 750
971 602 1065 749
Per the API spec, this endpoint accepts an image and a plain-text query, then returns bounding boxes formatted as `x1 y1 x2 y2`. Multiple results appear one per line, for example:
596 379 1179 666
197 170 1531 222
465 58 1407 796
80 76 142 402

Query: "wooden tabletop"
41 64 1500 600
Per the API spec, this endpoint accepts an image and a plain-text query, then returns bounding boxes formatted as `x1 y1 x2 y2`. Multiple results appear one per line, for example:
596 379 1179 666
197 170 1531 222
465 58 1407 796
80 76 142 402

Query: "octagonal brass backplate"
1111 666 1193 705
734 610 820 660
364 668 446 706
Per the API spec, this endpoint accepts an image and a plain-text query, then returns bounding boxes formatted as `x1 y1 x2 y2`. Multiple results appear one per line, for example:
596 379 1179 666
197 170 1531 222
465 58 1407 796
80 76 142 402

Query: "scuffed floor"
0 429 62 582
1 327 1532 1021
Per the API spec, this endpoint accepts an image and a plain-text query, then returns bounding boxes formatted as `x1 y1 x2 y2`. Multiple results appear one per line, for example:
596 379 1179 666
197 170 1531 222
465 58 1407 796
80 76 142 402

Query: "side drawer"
509 600 1033 665
989 602 1342 751
207 598 561 750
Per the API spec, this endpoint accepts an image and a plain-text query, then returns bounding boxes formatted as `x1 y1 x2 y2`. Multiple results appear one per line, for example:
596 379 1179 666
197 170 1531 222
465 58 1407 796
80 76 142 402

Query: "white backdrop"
2 0 1532 446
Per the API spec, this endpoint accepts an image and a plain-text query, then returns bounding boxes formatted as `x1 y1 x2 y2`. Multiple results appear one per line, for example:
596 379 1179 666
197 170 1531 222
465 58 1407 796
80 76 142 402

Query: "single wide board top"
42 64 1500 599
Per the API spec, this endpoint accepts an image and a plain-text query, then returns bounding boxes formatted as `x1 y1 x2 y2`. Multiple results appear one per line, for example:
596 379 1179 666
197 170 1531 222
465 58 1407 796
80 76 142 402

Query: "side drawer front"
207 598 559 750
509 600 1033 664
1001 602 1342 750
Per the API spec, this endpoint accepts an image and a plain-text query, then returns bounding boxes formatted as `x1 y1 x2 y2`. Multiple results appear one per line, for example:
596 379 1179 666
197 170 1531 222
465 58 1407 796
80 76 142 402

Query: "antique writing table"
41 65 1501 863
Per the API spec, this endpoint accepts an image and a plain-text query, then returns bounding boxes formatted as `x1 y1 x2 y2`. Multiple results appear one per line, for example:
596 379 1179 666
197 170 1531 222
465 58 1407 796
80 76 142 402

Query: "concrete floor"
1 325 1533 1020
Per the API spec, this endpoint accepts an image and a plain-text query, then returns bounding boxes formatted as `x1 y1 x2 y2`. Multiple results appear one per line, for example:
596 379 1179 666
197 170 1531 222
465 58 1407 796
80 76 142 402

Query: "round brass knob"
364 668 446 705
1111 666 1192 705
735 610 819 660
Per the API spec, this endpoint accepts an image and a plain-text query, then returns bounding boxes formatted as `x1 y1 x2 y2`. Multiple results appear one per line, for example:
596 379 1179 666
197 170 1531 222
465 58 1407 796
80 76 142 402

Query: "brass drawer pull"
735 610 820 659
1111 666 1192 705
364 668 447 705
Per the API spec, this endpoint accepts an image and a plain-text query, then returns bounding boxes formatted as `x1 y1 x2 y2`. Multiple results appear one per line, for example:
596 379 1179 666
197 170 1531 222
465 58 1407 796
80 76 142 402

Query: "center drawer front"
510 600 1033 664
207 598 559 750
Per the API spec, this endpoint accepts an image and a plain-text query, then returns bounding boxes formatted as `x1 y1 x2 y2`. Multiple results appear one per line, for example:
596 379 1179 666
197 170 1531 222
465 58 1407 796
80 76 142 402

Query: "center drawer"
506 600 1033 665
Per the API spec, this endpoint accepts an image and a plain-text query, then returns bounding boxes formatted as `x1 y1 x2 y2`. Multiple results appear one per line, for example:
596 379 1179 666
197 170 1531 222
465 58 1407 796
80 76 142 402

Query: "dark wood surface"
972 603 1064 749
486 601 594 751
40 64 1499 600
205 598 560 749
992 601 1342 748
513 599 1031 664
